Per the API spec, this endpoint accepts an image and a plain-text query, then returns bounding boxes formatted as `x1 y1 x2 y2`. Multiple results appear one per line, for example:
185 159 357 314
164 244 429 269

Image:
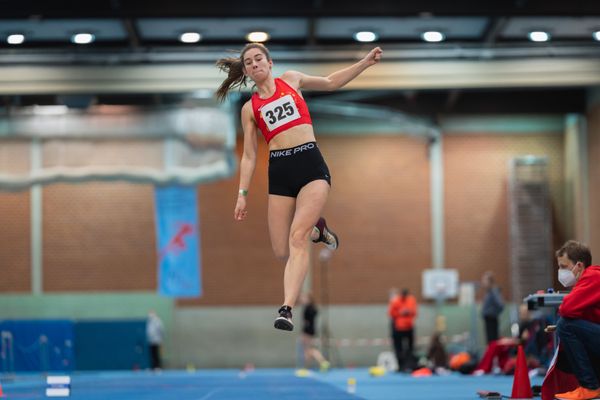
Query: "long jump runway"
0 368 543 399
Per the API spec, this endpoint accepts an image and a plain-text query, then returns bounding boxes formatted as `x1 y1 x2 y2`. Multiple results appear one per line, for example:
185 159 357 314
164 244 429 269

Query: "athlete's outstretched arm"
234 101 258 221
283 47 382 91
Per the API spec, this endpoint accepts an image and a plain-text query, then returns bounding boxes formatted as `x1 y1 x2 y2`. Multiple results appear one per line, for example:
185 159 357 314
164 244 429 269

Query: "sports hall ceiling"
1 0 599 57
1 0 599 114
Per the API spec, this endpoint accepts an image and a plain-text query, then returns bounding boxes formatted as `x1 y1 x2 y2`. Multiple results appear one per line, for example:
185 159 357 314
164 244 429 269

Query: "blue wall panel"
0 320 75 372
74 320 148 370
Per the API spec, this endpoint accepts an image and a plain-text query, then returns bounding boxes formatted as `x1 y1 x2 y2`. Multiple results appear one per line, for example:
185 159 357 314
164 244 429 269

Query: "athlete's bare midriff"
267 124 316 150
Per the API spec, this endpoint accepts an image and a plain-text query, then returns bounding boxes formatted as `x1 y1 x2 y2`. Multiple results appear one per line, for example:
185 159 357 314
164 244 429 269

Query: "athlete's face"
242 48 272 82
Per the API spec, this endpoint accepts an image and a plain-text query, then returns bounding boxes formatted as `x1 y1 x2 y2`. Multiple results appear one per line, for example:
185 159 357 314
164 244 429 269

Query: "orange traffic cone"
510 345 533 399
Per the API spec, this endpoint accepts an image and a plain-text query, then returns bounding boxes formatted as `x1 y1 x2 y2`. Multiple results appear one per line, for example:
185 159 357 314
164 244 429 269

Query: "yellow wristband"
238 189 248 196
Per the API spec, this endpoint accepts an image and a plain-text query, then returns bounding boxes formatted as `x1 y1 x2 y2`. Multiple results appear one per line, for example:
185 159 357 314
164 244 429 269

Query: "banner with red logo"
154 186 201 297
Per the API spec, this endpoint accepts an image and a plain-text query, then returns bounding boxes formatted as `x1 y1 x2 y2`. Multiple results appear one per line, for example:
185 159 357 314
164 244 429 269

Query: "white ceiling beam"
1 58 600 94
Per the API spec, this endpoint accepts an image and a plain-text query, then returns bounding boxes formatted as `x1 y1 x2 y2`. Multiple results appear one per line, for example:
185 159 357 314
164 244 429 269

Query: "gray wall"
166 303 514 369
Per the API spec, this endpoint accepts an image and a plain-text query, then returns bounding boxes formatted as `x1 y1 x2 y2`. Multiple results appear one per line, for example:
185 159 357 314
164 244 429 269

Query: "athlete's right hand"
363 47 383 66
234 196 248 221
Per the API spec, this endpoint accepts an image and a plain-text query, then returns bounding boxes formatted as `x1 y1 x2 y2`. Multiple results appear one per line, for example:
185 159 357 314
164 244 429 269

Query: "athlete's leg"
268 194 296 262
283 179 330 308
275 180 330 331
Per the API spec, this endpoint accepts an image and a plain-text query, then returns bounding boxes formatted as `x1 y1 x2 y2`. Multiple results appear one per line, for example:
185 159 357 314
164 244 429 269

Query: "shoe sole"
311 226 321 244
311 218 340 251
274 317 294 331
327 231 339 250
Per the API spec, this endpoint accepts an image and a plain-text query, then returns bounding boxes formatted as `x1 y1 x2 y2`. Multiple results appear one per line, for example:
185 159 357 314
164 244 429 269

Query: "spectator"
299 292 330 371
388 288 418 371
481 271 504 344
146 310 164 370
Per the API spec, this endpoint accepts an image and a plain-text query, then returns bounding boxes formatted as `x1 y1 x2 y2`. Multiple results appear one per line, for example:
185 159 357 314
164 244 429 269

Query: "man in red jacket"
554 240 600 400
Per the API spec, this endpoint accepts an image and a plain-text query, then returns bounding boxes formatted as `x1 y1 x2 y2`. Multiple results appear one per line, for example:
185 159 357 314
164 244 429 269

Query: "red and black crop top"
251 78 313 143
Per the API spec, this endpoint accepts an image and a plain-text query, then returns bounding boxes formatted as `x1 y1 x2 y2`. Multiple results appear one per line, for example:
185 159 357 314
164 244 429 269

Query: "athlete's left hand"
234 196 248 221
363 47 383 66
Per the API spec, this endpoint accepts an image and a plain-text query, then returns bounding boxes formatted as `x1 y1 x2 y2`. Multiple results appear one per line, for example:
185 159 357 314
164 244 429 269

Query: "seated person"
474 305 552 375
426 332 448 371
517 304 552 367
474 337 520 374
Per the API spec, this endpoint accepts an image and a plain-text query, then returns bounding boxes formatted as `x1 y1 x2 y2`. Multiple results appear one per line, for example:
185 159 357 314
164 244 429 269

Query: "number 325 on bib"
260 95 301 131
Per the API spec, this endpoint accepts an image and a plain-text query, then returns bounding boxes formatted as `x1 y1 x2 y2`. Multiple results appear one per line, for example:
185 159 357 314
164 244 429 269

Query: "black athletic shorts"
268 141 331 198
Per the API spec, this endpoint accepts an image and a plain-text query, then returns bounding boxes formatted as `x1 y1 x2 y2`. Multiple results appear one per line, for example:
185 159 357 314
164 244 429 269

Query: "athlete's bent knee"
289 228 310 250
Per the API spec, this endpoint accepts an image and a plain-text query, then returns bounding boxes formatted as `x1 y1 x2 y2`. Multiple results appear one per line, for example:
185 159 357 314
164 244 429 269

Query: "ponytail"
215 43 271 103
215 56 247 103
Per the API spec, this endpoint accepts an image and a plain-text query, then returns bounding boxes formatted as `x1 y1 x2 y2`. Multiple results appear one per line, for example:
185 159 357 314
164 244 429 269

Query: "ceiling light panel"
528 31 550 42
353 31 378 42
422 31 445 42
0 19 127 42
71 33 95 44
501 17 600 39
179 32 202 43
136 18 307 41
7 34 25 45
246 31 270 42
316 17 488 40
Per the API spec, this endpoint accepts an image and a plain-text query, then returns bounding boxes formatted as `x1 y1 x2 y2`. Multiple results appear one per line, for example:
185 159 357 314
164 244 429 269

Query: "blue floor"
0 368 543 400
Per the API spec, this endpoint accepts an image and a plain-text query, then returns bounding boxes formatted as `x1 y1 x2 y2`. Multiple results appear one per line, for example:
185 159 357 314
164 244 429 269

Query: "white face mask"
558 268 577 287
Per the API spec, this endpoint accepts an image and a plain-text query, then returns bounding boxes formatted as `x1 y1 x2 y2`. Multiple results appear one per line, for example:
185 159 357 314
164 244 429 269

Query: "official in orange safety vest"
388 288 418 371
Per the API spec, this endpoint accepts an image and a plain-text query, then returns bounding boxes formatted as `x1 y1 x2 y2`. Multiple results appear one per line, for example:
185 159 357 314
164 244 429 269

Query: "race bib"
260 95 301 131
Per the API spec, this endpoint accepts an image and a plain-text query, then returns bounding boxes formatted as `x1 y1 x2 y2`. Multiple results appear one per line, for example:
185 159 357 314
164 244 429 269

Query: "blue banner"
154 186 201 297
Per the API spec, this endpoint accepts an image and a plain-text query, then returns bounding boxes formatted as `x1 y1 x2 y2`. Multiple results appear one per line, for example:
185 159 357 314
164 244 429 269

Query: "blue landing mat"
1 369 358 400
0 368 544 400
